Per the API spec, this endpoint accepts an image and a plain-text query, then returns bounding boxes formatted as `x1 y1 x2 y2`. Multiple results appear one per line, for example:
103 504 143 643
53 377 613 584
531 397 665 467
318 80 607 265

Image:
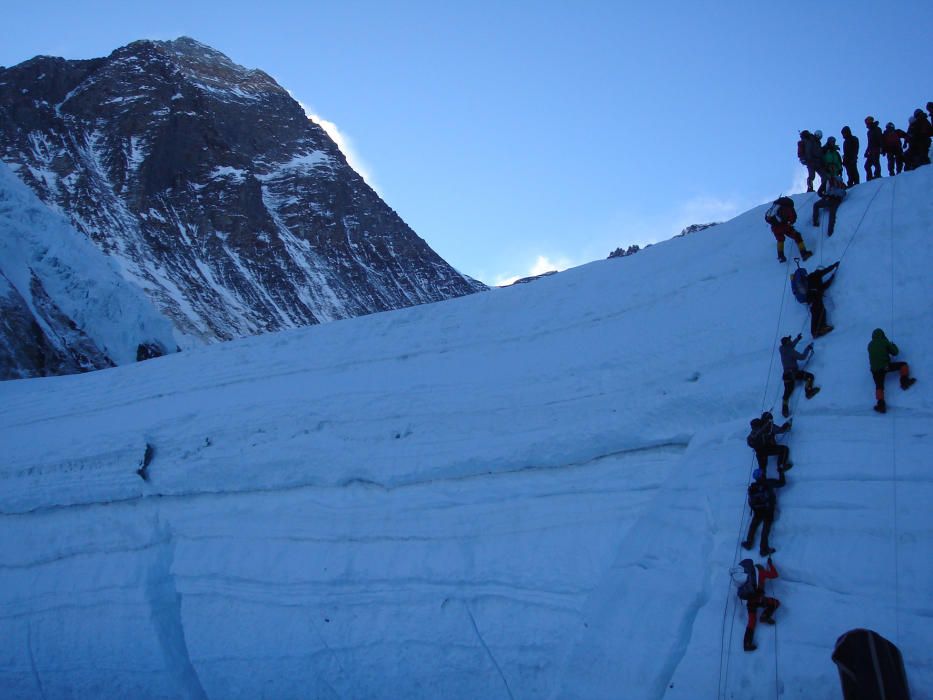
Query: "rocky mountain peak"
116 37 282 100
0 38 484 379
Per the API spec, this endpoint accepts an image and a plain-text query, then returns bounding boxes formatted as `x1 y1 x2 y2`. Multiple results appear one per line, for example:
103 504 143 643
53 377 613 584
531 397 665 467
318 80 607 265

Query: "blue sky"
2 1 931 284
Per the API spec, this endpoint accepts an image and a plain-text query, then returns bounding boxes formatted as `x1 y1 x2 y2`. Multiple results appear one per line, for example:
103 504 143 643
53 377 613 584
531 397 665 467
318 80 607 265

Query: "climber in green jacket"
822 137 844 178
868 328 916 413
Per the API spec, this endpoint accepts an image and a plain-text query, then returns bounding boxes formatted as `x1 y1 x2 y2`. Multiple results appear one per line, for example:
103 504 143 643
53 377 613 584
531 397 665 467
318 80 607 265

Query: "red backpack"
796 131 811 161
764 196 794 226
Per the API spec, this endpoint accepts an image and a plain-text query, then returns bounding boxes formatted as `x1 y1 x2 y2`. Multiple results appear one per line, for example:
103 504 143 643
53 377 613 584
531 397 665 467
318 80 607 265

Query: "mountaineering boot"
805 386 821 399
741 540 753 551
743 628 757 652
760 546 776 557
780 462 793 472
781 401 790 418
778 254 787 263
874 387 887 412
801 250 814 261
900 377 917 391
814 325 834 338
760 613 776 625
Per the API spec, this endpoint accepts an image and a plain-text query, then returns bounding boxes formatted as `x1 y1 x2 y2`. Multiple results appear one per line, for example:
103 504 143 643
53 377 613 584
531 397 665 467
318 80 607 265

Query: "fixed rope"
837 179 888 263
720 180 891 698
718 261 792 699
766 179 889 414
773 620 780 700
888 176 901 646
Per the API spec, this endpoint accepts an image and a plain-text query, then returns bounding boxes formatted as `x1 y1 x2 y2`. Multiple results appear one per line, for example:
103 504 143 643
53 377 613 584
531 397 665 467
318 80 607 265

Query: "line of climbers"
766 104 931 267
798 103 933 192
731 188 920 651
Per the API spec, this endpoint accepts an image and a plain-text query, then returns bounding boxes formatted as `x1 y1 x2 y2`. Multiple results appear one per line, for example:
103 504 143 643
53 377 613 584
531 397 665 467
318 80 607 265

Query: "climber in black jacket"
742 467 787 557
746 412 793 476
807 262 840 337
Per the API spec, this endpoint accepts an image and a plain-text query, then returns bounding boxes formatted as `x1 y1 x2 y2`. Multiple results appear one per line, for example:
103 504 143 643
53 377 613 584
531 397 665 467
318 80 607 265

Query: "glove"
806 343 814 353
796 333 803 342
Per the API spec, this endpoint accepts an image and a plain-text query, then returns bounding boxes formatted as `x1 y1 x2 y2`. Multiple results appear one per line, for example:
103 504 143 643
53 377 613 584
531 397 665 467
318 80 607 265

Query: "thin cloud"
494 254 576 287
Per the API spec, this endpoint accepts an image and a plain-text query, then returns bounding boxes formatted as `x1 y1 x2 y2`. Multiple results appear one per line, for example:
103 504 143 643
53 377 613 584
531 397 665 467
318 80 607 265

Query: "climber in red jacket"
765 197 813 263
741 557 781 652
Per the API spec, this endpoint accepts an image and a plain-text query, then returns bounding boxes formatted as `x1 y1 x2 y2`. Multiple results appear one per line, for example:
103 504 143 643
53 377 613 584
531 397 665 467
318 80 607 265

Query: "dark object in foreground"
832 628 911 699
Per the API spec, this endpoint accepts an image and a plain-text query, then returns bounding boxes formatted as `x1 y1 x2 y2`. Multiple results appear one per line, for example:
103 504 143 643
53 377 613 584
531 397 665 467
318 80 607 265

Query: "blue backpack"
791 264 809 304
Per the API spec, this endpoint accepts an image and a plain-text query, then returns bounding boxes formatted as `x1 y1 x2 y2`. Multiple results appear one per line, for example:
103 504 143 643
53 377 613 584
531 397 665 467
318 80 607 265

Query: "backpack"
734 559 758 601
765 197 793 226
797 138 807 161
791 265 809 304
748 481 775 511
746 420 770 450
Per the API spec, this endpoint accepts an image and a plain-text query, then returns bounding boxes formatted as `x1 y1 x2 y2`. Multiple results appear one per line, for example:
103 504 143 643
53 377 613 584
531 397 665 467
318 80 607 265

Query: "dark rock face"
608 244 640 259
504 270 559 286
0 37 484 346
677 222 718 237
0 270 112 378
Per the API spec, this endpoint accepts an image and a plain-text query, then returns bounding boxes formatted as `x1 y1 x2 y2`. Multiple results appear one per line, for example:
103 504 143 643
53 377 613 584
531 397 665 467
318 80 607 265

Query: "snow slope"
0 160 177 375
0 167 931 699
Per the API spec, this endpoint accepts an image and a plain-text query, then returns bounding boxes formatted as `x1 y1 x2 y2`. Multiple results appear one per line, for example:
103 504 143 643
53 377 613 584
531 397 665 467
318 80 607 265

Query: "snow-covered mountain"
0 37 483 365
0 160 176 379
0 168 930 699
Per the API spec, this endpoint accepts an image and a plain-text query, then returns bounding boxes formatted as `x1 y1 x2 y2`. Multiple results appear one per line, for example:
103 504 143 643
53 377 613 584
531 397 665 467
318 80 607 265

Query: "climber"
804 129 826 192
864 117 883 181
812 174 847 236
841 126 860 187
797 130 812 183
747 411 793 476
881 122 907 176
779 334 819 417
764 197 813 263
822 135 843 178
742 467 786 556
905 109 932 170
806 262 840 338
732 557 781 652
868 328 917 413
